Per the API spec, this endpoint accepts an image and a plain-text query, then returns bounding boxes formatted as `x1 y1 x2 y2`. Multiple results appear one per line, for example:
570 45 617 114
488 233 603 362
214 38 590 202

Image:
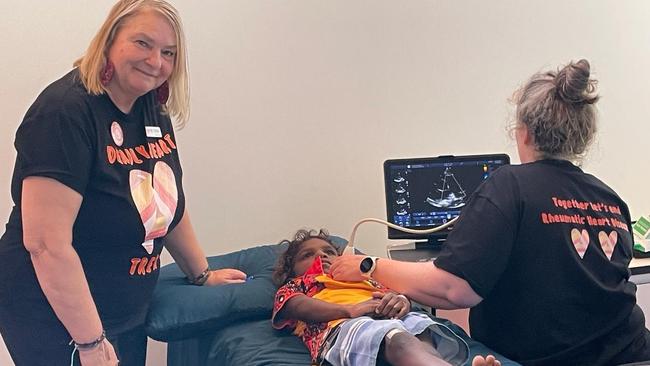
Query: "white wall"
1 1 650 365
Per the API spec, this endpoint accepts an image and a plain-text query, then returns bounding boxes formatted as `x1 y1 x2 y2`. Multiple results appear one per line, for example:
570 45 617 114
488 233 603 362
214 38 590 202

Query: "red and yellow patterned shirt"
272 257 386 362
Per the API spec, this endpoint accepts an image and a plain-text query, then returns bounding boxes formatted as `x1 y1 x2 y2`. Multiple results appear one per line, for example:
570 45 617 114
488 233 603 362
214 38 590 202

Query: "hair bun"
555 59 598 104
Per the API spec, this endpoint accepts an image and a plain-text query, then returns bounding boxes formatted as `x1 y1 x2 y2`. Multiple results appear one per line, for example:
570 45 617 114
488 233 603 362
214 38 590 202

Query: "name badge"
145 126 162 138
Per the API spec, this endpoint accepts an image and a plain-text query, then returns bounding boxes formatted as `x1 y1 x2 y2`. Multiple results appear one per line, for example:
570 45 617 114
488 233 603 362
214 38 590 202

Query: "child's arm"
276 293 381 323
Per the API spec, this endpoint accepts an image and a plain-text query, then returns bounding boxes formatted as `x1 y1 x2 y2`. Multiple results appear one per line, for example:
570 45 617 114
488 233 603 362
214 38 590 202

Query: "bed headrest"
145 237 348 341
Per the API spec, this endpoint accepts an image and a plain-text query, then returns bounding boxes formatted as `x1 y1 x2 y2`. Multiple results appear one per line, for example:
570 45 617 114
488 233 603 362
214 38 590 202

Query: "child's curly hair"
272 228 339 286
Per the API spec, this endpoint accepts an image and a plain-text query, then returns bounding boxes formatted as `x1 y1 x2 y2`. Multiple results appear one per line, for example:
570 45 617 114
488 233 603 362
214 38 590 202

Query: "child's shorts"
319 312 469 366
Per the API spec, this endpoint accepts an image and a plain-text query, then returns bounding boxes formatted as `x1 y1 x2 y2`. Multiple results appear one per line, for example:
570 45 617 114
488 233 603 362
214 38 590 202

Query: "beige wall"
1 1 650 365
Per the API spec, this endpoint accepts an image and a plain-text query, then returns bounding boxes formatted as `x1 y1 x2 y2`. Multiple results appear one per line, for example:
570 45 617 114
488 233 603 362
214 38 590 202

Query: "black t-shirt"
0 69 185 335
435 159 644 365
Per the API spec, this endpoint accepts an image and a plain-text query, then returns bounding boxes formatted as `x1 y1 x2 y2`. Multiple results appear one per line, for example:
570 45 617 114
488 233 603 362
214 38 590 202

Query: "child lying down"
272 229 501 366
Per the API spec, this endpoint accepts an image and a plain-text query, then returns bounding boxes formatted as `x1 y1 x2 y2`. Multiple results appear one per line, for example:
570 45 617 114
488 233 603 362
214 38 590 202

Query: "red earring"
100 60 115 86
155 80 169 104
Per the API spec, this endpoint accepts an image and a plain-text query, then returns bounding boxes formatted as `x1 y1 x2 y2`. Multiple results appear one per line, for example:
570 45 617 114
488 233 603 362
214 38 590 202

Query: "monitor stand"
414 236 446 249
387 238 445 262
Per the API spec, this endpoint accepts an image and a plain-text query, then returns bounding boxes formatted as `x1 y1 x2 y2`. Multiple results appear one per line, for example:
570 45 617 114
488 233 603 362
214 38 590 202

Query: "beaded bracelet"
187 266 211 286
72 330 106 351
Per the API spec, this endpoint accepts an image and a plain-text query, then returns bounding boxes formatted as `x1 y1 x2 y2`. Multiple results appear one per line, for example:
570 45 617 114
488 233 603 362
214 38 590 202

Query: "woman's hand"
78 338 119 365
330 255 367 282
346 298 382 318
163 211 246 286
373 291 410 319
204 268 247 285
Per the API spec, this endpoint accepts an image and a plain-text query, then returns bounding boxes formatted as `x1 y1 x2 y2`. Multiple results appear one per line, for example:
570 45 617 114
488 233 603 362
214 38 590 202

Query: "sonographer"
331 59 650 366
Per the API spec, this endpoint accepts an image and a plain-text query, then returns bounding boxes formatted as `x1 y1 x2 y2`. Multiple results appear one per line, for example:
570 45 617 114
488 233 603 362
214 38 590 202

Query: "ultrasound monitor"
383 154 510 244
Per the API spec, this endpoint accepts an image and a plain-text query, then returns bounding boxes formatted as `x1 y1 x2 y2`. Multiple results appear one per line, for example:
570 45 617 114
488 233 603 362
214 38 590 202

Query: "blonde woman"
0 1 245 365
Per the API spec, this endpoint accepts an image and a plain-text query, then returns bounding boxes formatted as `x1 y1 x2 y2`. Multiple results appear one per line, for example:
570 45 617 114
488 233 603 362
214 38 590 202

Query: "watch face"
360 257 373 273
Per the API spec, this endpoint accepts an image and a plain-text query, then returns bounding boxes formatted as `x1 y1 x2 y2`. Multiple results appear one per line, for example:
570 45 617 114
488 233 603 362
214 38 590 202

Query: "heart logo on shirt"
130 162 178 254
110 121 124 146
598 231 618 260
570 228 589 259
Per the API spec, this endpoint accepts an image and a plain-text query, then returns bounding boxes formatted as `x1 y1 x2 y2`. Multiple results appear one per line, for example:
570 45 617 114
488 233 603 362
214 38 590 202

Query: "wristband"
72 330 106 351
188 266 211 286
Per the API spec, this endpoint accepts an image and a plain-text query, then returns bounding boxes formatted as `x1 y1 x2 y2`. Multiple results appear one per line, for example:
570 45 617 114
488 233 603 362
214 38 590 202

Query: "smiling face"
292 238 339 276
105 8 177 111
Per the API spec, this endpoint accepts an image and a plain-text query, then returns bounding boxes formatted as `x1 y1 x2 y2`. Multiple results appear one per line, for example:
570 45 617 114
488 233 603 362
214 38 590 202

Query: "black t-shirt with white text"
0 69 185 335
435 159 644 365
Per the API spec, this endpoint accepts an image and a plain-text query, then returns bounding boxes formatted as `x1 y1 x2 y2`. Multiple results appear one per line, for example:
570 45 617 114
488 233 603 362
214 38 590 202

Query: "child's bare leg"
382 330 451 366
414 330 501 366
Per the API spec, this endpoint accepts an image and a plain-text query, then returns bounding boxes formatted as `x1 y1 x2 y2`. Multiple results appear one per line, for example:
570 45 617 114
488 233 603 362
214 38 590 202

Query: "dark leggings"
0 311 147 366
73 325 147 366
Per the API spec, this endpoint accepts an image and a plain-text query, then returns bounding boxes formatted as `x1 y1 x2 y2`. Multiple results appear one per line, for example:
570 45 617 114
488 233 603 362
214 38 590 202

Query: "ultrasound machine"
383 154 510 261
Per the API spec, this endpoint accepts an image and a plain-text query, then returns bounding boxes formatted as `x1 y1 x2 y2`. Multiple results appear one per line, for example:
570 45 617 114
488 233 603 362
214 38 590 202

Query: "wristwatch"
359 256 379 278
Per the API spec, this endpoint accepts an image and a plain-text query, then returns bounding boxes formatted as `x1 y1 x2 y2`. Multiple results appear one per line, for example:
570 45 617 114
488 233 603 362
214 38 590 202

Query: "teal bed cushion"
180 317 522 366
145 237 348 342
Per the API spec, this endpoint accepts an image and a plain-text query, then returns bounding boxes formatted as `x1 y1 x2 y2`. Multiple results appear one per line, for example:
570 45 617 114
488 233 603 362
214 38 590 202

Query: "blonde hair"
74 0 190 127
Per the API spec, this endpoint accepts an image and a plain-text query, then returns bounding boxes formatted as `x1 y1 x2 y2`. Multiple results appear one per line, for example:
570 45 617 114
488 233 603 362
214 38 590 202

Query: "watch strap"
360 256 379 278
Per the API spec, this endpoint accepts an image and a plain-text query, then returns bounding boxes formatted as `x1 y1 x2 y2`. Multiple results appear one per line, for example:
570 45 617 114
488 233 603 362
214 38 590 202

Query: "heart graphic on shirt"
130 162 178 254
570 228 589 259
598 231 618 260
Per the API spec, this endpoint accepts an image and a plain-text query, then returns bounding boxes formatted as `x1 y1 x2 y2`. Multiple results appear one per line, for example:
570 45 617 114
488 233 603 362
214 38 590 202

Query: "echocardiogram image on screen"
384 154 510 241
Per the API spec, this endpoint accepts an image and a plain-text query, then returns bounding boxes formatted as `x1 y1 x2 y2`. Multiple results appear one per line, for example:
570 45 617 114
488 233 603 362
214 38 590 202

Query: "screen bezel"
383 153 510 241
